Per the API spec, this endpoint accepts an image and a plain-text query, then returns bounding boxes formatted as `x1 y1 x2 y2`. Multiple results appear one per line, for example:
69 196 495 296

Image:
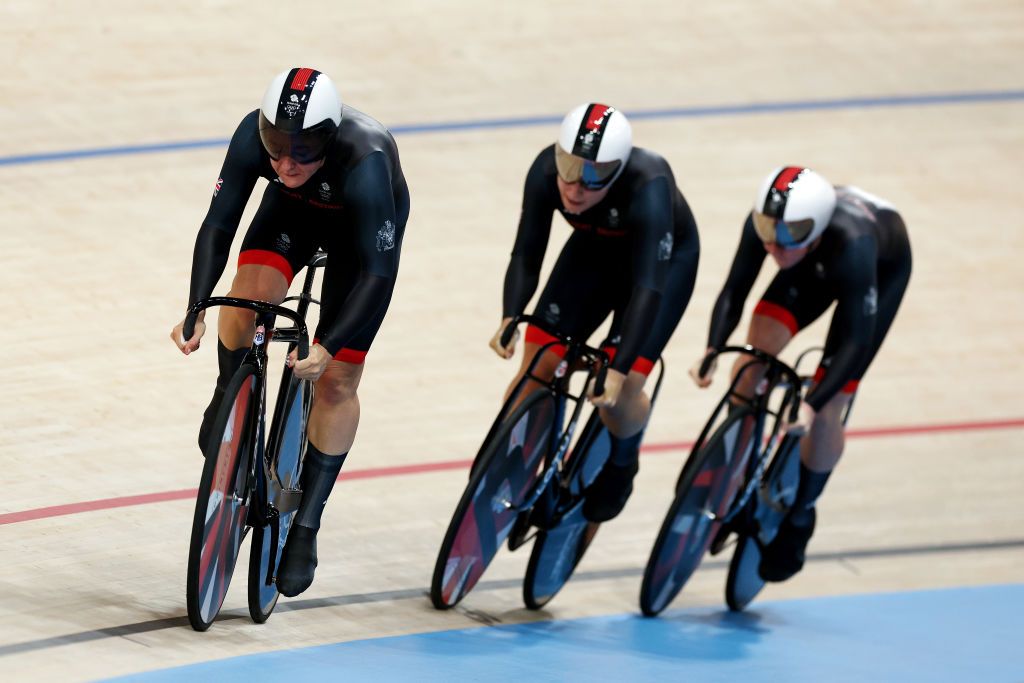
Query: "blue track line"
2 89 1022 168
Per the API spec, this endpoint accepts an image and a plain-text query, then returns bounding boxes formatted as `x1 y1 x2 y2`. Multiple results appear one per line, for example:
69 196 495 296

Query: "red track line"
2 417 1021 526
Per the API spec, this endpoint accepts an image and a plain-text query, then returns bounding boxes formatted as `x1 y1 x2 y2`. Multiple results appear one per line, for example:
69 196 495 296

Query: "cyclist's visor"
554 145 621 190
258 112 336 164
752 211 815 249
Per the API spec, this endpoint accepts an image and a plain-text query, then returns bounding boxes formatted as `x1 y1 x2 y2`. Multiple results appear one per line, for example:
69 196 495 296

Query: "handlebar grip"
698 350 717 378
297 335 309 362
183 311 198 342
593 366 607 398
500 320 518 348
787 398 801 424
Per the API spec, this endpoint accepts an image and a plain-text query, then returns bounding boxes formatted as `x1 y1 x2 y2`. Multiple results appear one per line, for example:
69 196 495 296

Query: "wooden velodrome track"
2 1 1022 679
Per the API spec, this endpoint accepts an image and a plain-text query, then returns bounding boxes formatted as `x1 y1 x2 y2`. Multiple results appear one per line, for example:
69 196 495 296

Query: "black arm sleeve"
317 152 402 356
185 112 262 308
502 154 555 317
707 215 767 349
611 177 674 373
804 236 878 410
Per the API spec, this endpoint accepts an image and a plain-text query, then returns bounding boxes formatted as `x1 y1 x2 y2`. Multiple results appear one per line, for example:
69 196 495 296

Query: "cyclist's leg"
763 230 911 580
585 236 699 521
277 224 400 596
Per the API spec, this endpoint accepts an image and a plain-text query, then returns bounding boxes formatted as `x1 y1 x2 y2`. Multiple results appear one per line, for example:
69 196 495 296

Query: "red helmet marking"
290 68 315 91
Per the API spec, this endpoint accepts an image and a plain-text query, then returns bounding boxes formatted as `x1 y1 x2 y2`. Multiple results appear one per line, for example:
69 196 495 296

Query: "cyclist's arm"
611 176 677 374
706 214 766 349
502 153 556 318
803 236 878 410
187 112 262 307
317 152 402 356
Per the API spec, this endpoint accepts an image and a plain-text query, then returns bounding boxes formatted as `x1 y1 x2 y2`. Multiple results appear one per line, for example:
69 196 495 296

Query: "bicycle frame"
488 314 610 515
183 256 321 583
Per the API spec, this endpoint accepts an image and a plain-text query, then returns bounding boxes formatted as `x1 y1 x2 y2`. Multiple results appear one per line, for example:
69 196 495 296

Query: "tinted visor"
554 145 621 190
258 112 336 163
752 211 815 248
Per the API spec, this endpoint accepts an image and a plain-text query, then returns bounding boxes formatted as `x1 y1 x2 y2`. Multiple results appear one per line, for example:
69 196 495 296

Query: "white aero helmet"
554 103 632 190
258 68 342 163
752 166 837 249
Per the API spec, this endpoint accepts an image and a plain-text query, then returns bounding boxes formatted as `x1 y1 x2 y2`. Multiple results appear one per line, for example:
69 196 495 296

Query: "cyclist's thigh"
531 232 624 341
613 236 699 372
756 263 836 341
823 232 912 382
237 185 321 293
313 220 402 365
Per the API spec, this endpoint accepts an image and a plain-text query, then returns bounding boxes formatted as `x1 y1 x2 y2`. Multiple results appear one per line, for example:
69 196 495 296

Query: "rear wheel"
639 407 760 617
522 410 608 609
725 435 801 612
248 372 310 623
725 533 764 611
186 364 258 631
430 390 557 609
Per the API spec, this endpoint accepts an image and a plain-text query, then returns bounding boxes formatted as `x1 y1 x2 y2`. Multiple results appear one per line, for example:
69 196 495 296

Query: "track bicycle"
430 314 623 610
638 345 805 617
183 252 325 631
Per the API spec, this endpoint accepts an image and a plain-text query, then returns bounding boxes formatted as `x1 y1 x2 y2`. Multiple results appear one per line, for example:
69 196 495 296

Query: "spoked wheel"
522 411 609 609
430 390 557 609
186 365 258 631
639 407 760 617
248 372 310 623
725 435 801 612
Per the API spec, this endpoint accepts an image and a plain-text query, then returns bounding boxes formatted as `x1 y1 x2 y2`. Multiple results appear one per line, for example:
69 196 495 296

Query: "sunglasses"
258 113 335 164
554 145 621 190
752 211 815 249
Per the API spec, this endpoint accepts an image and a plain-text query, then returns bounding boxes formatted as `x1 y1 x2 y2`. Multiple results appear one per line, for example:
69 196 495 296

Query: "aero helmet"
752 166 837 249
554 103 632 190
258 68 342 163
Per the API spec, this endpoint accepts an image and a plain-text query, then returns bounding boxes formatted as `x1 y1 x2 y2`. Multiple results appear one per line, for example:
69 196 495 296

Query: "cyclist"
491 103 700 523
690 166 911 581
169 67 410 597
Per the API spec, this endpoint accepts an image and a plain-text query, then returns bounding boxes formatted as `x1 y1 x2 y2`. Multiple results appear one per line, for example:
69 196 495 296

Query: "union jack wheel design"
186 365 257 631
639 407 759 617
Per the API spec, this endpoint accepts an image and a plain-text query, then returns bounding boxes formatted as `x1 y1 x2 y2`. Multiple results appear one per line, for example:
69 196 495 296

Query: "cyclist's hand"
171 314 206 355
688 347 717 388
289 343 333 382
489 317 518 359
782 402 816 436
588 368 626 408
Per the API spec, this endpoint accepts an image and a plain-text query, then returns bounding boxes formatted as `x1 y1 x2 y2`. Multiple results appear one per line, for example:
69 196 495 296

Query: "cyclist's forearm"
501 255 540 318
187 223 234 308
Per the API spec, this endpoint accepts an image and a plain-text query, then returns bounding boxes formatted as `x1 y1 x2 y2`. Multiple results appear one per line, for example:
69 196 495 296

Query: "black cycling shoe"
197 386 225 456
276 525 319 597
758 509 816 582
582 459 639 523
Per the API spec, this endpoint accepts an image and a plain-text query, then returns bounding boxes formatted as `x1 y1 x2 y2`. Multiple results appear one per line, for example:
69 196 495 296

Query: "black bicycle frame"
489 314 610 515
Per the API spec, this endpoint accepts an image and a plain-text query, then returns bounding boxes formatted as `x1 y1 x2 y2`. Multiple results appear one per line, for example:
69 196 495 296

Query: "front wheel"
639 407 760 617
186 364 258 631
430 389 557 609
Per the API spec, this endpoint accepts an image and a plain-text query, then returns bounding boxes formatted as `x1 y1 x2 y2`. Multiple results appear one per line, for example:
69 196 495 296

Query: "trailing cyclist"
690 166 912 582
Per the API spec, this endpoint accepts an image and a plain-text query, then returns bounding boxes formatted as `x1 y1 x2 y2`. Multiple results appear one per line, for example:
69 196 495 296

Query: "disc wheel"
186 364 258 631
430 390 557 609
639 407 760 617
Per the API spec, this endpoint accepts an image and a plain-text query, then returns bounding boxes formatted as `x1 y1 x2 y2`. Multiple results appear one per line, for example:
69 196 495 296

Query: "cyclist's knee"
228 264 289 304
314 361 363 406
814 392 852 426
